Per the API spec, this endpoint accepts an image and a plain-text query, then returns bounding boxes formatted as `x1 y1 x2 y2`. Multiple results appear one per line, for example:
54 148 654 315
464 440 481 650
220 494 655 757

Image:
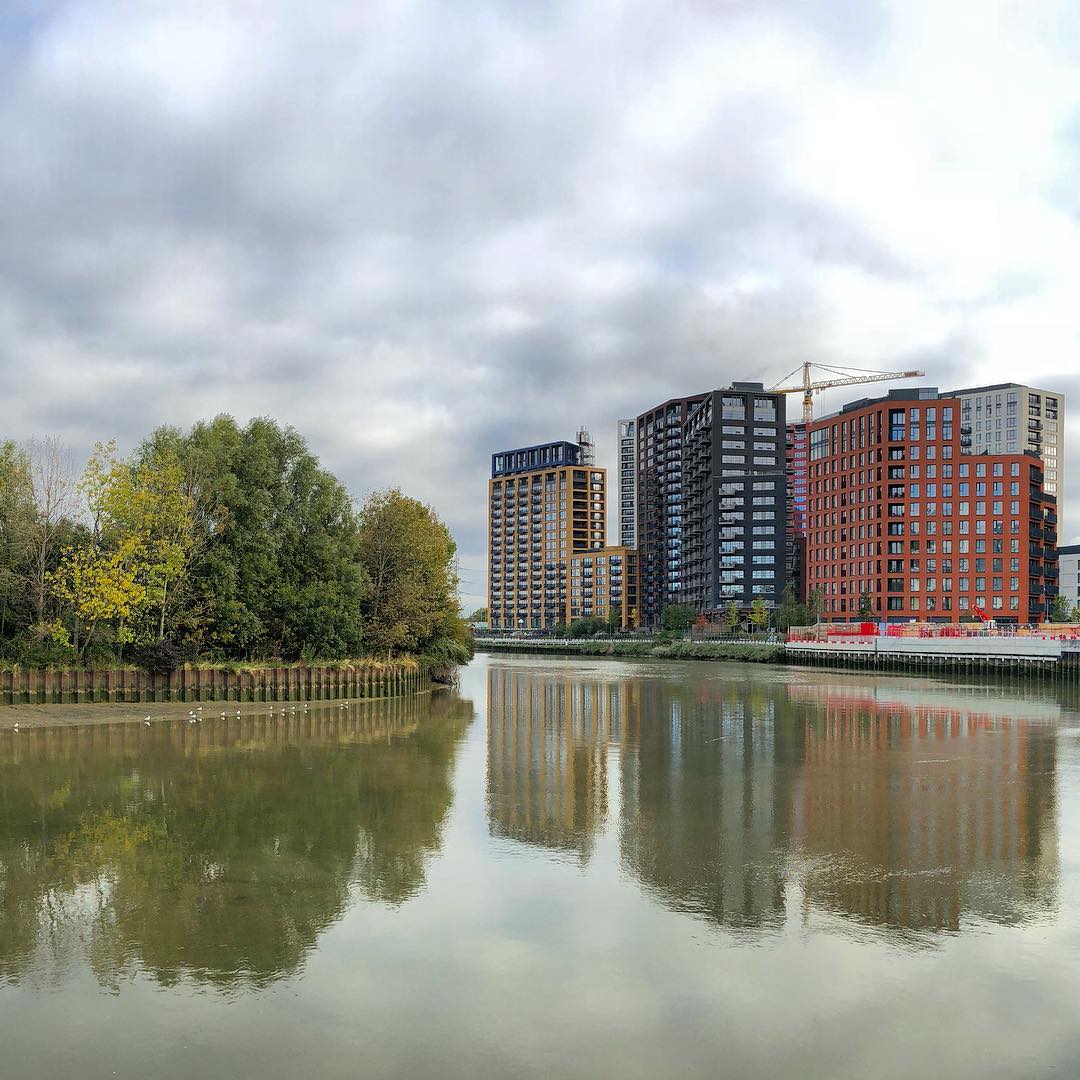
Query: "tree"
1049 594 1072 623
749 596 770 630
569 616 606 637
357 488 462 659
25 436 75 629
776 584 798 633
858 591 874 619
806 587 823 622
50 535 149 660
466 608 488 623
661 602 696 636
82 442 198 643
606 605 622 634
140 416 369 660
724 601 740 634
0 442 36 638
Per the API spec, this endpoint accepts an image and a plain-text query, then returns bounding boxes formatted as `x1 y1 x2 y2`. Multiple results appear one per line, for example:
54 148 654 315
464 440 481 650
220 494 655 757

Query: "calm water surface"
2 655 1080 1078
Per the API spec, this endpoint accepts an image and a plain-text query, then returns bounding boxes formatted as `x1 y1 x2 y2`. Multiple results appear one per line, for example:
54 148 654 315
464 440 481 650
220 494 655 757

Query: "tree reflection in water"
0 694 471 989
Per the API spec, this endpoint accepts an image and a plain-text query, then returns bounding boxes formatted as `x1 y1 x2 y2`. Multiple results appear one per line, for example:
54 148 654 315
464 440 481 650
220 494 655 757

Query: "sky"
2 0 1079 612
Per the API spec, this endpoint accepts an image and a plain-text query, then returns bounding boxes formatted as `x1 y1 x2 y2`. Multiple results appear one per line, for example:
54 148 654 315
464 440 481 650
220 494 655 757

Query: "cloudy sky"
2 0 1079 610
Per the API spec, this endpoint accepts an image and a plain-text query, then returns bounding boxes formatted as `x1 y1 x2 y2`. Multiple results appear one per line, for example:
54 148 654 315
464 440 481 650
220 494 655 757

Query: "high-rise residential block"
682 384 788 614
806 388 1058 623
1058 545 1080 612
567 546 639 628
949 383 1065 502
487 440 606 631
785 421 808 602
635 394 707 626
617 419 637 548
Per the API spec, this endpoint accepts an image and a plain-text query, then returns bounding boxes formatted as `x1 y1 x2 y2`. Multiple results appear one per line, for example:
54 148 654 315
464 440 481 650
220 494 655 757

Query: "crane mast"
770 362 926 423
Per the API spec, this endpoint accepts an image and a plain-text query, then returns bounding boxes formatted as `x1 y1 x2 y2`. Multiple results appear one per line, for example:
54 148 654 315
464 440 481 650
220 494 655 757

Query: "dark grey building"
682 383 788 615
635 394 708 626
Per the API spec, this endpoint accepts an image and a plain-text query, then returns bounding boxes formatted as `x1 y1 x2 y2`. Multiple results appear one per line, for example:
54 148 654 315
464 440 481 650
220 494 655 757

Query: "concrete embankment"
478 635 1080 683
786 635 1080 681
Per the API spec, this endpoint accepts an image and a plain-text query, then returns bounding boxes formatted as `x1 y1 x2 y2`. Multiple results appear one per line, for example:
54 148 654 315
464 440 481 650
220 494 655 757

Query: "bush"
131 640 192 676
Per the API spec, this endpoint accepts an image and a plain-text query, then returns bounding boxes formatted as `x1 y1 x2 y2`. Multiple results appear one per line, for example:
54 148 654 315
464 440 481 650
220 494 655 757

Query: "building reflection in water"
789 682 1058 932
484 663 1059 937
486 667 618 861
0 694 472 990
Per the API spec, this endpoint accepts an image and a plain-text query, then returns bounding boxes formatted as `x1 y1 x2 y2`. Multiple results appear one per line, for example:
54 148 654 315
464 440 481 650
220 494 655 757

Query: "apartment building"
806 388 1058 624
682 384 788 614
1058 545 1080 611
567 546 639 628
635 394 707 626
487 440 607 631
785 421 808 602
617 419 637 547
949 383 1065 502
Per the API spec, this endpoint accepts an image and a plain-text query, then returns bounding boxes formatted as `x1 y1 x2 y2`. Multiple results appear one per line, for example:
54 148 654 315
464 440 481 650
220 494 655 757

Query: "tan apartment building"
567 546 639 629
488 440 607 631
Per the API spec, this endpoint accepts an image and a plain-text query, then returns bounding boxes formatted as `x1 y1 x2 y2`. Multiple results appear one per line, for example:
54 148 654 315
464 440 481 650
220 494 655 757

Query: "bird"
144 715 151 722
144 720 151 727
13 723 19 732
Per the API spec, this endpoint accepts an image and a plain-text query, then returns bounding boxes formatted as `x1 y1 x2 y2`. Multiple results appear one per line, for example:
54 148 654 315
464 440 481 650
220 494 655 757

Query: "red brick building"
806 389 1058 624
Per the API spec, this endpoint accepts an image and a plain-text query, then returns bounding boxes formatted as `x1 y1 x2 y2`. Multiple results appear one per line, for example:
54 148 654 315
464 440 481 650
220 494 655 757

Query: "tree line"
0 417 471 672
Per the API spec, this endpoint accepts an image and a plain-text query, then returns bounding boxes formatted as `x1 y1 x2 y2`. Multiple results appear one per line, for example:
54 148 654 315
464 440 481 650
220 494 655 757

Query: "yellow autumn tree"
50 442 197 657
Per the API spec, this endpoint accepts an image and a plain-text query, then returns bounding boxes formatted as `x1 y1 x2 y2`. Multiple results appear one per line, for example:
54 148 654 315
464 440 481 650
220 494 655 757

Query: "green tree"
724 601 740 634
776 584 798 633
806 587 823 622
140 417 368 660
357 488 463 660
0 442 36 638
749 596 770 630
606 605 622 633
1049 594 1072 623
466 607 488 623
661 602 696 636
858 591 874 619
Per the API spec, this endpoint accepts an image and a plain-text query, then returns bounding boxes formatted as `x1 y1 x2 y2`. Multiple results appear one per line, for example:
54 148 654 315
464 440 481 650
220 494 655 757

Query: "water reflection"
485 663 1060 938
790 682 1058 932
0 694 472 989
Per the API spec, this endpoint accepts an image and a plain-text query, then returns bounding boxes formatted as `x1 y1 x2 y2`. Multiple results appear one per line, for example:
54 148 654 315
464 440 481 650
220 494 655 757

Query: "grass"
0 656 423 674
486 639 786 663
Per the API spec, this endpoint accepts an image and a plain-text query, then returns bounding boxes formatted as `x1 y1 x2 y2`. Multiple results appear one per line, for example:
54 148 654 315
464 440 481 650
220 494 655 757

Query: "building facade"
1058 545 1080 612
785 421 808 602
567 546 639 628
949 383 1065 502
682 384 788 615
635 394 707 626
806 388 1058 624
617 419 637 548
487 440 607 631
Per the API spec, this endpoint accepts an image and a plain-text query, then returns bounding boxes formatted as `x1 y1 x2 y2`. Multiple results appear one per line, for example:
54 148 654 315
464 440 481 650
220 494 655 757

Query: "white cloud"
2 0 1080 611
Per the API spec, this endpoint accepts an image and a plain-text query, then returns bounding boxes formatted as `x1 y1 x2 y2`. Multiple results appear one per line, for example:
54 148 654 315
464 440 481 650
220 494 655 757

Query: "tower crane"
770 362 926 424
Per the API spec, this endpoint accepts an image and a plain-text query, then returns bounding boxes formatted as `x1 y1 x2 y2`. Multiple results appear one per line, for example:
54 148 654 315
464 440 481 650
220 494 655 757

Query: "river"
2 654 1079 1078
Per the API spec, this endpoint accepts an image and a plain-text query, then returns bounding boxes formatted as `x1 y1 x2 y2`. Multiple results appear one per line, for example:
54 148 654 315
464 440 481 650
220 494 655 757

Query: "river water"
2 654 1079 1079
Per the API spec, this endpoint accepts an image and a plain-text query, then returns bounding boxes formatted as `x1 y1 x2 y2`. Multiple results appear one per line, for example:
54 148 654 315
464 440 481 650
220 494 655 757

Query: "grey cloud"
1 0 1076 611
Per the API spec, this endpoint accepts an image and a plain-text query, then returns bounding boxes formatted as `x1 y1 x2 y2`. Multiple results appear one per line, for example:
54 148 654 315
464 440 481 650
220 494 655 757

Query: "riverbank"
477 639 784 662
477 634 1080 684
0 657 429 706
